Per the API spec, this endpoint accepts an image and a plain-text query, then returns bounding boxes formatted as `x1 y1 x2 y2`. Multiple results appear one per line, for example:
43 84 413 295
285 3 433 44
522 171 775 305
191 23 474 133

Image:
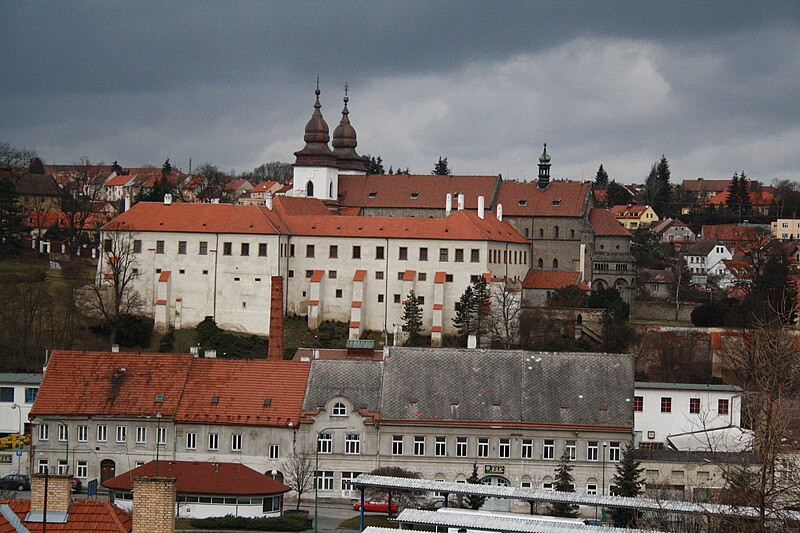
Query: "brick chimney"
31 473 72 514
268 276 284 360
133 476 176 533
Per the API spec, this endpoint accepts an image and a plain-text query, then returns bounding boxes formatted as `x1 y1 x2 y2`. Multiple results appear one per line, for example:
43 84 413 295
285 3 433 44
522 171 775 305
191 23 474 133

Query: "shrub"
89 315 153 347
188 513 307 531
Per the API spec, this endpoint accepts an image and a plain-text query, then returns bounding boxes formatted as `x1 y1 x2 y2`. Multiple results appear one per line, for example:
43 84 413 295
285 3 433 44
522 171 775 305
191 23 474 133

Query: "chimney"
445 193 452 215
190 346 199 357
204 349 216 358
467 335 477 349
457 193 465 211
163 193 172 205
124 194 131 212
477 196 485 219
497 203 503 222
31 473 72 515
133 476 177 533
268 276 284 360
111 344 120 353
265 192 273 210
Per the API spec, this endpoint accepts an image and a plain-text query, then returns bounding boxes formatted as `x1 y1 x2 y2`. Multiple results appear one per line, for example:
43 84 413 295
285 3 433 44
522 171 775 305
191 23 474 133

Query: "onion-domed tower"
332 89 366 174
293 84 339 199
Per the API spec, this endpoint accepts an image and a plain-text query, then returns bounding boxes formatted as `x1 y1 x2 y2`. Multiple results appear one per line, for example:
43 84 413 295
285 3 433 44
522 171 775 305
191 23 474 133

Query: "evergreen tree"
595 164 609 187
0 178 25 255
401 290 423 346
549 450 579 518
610 444 644 527
162 158 172 178
471 275 491 346
726 172 741 209
28 156 45 175
452 286 475 344
137 177 172 203
363 154 385 174
463 463 487 510
606 181 630 207
432 157 451 176
654 155 672 216
738 171 752 213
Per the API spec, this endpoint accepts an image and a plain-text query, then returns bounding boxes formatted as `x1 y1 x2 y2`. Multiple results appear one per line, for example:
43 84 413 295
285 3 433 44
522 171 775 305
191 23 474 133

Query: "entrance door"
100 460 116 485
480 475 510 512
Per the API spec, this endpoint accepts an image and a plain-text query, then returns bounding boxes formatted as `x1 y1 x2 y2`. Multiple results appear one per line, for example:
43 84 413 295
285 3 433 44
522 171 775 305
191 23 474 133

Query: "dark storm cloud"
1 1 798 182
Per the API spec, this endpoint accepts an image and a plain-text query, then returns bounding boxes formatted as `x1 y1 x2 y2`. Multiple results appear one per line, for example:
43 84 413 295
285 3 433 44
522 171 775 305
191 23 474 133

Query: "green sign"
484 465 505 475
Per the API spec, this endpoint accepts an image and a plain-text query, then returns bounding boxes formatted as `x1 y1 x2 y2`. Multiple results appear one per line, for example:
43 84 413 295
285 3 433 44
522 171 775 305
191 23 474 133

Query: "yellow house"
610 204 659 230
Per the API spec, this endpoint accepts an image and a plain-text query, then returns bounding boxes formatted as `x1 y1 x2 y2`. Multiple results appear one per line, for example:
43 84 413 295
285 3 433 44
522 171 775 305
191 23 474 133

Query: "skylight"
410 192 420 199
154 393 164 403
263 399 272 407
211 396 219 404
519 199 527 206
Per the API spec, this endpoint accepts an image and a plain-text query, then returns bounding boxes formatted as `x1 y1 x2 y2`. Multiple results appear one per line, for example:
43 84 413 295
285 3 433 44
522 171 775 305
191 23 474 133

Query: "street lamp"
314 427 346 533
10 404 22 474
601 442 608 496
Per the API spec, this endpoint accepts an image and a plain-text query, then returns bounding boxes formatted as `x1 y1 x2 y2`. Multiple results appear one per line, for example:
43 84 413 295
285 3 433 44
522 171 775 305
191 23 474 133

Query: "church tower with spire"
293 83 340 200
332 86 366 174
537 143 551 189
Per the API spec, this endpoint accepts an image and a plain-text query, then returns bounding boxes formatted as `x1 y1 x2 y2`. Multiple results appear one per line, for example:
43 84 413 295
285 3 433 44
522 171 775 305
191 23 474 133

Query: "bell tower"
292 81 339 200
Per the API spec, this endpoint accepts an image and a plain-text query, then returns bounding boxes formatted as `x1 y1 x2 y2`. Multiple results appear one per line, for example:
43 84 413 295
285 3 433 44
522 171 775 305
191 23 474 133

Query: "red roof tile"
402 270 416 281
273 196 332 217
702 224 758 242
252 180 280 192
310 270 324 282
610 204 651 217
103 460 289 496
338 206 362 216
353 269 367 282
707 190 776 206
434 271 447 283
351 301 363 308
104 173 136 187
158 270 171 282
349 321 361 328
433 304 444 310
681 179 731 193
0 498 132 532
589 208 631 236
496 180 590 217
338 174 500 209
522 270 582 290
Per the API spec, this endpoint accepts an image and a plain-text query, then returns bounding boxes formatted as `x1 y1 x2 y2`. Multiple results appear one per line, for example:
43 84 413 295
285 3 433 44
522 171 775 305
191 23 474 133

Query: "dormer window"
332 402 347 416
410 192 419 199
519 199 528 206
368 192 377 198
552 199 561 206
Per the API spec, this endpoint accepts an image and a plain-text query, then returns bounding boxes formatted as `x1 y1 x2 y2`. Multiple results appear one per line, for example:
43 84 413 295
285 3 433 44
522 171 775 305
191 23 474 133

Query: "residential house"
716 259 754 291
707 189 777 216
701 224 759 253
638 269 674 299
521 270 586 307
587 208 636 295
772 218 800 240
681 240 732 282
239 180 283 205
14 173 62 212
0 373 40 436
609 204 659 230
651 218 696 244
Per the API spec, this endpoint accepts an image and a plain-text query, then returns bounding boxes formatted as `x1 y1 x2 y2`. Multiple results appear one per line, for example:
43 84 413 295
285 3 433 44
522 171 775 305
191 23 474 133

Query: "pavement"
299 500 362 532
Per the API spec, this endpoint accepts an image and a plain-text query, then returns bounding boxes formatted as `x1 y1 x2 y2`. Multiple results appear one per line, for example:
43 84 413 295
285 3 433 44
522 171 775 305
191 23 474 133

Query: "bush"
690 299 737 327
195 316 268 358
89 315 153 347
158 328 175 352
188 513 307 531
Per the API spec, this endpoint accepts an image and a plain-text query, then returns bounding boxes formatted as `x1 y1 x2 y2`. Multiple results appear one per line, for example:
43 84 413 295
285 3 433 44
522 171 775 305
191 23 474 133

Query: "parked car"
0 474 30 491
421 499 446 510
352 497 399 512
71 478 82 493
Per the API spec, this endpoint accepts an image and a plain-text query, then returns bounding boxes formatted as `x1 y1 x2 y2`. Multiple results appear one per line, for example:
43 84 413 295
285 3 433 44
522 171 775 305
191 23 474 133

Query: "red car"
353 497 399 512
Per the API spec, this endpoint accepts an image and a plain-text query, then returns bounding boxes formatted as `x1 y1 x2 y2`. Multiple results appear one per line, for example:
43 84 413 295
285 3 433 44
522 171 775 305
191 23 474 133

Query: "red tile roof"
610 204 651 217
104 174 136 187
496 180 590 217
158 270 170 282
338 206 362 216
252 180 280 193
722 259 754 279
338 174 500 209
0 499 132 532
707 190 776 206
273 196 332 216
702 224 758 242
175 359 310 427
402 270 416 281
434 272 447 283
353 269 367 282
681 179 731 193
589 208 631 236
522 270 582 290
310 270 324 282
103 461 289 496
224 178 252 191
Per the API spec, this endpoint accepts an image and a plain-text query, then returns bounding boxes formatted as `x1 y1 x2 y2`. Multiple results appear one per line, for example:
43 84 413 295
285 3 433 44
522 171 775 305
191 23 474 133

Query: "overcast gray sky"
1 1 798 183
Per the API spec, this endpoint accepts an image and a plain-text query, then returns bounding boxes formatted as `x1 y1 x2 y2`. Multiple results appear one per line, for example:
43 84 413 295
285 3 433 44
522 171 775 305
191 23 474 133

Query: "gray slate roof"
16 174 61 196
302 360 383 413
0 373 43 385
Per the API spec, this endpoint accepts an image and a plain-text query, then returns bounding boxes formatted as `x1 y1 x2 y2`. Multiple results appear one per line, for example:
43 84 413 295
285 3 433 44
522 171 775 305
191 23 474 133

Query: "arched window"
306 180 314 197
570 229 575 239
332 402 347 416
329 181 334 198
538 228 544 238
553 258 559 269
553 226 559 239
537 258 544 268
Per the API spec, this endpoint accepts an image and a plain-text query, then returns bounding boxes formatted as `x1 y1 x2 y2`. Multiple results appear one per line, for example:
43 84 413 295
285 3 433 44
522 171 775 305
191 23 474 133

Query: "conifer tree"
738 171 752 213
401 290 423 346
726 172 741 209
162 158 172 178
471 275 491 346
463 463 487 510
610 444 644 527
0 178 25 255
452 286 475 345
549 450 579 518
432 157 451 175
28 156 45 175
654 155 672 216
595 164 609 186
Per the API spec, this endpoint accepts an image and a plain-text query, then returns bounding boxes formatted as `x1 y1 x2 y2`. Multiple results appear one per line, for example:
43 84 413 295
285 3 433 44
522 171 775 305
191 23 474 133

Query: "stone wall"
632 301 699 322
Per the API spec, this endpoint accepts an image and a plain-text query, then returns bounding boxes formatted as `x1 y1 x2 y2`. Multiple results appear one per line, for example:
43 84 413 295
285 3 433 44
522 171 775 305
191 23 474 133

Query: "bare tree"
195 163 235 203
282 449 315 511
488 282 521 348
87 222 142 345
0 142 37 183
250 161 293 184
62 157 107 256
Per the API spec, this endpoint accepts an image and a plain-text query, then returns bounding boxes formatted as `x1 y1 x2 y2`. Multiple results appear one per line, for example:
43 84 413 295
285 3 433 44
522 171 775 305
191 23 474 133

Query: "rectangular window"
471 249 480 262
477 437 489 458
587 441 598 461
376 246 384 260
543 439 555 459
329 245 338 258
37 459 48 474
223 242 232 255
199 241 208 255
394 294 401 303
58 459 68 475
329 270 337 279
208 432 219 450
103 239 112 252
392 435 404 456
689 398 701 414
399 247 408 260
335 289 343 298
586 484 598 495
456 437 468 457
133 240 142 253
186 432 196 450
306 244 315 258
39 424 49 441
352 245 361 259
661 397 672 413
115 425 126 443
315 471 334 491
633 396 643 412
418 272 427 281
258 243 267 256
156 240 164 254
232 434 242 452
97 424 106 442
397 272 404 280
499 438 511 458
718 399 730 415
435 436 447 457
0 387 14 402
566 439 577 461
345 434 361 454
341 471 363 491
521 439 533 459
58 424 68 442
77 461 88 479
418 296 425 304
290 244 295 257
157 427 166 445
25 387 39 403
376 271 384 280
306 270 313 278
413 436 425 456
269 443 280 459
419 247 428 261
439 248 449 262
178 240 187 254
609 441 621 462
135 427 146 444
241 243 250 256
317 433 332 454
377 294 384 303
455 249 464 262
77 425 88 442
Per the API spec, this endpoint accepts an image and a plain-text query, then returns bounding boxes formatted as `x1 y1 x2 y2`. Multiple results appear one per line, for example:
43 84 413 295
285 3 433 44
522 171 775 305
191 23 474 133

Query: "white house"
681 240 733 283
633 382 749 452
0 373 41 436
